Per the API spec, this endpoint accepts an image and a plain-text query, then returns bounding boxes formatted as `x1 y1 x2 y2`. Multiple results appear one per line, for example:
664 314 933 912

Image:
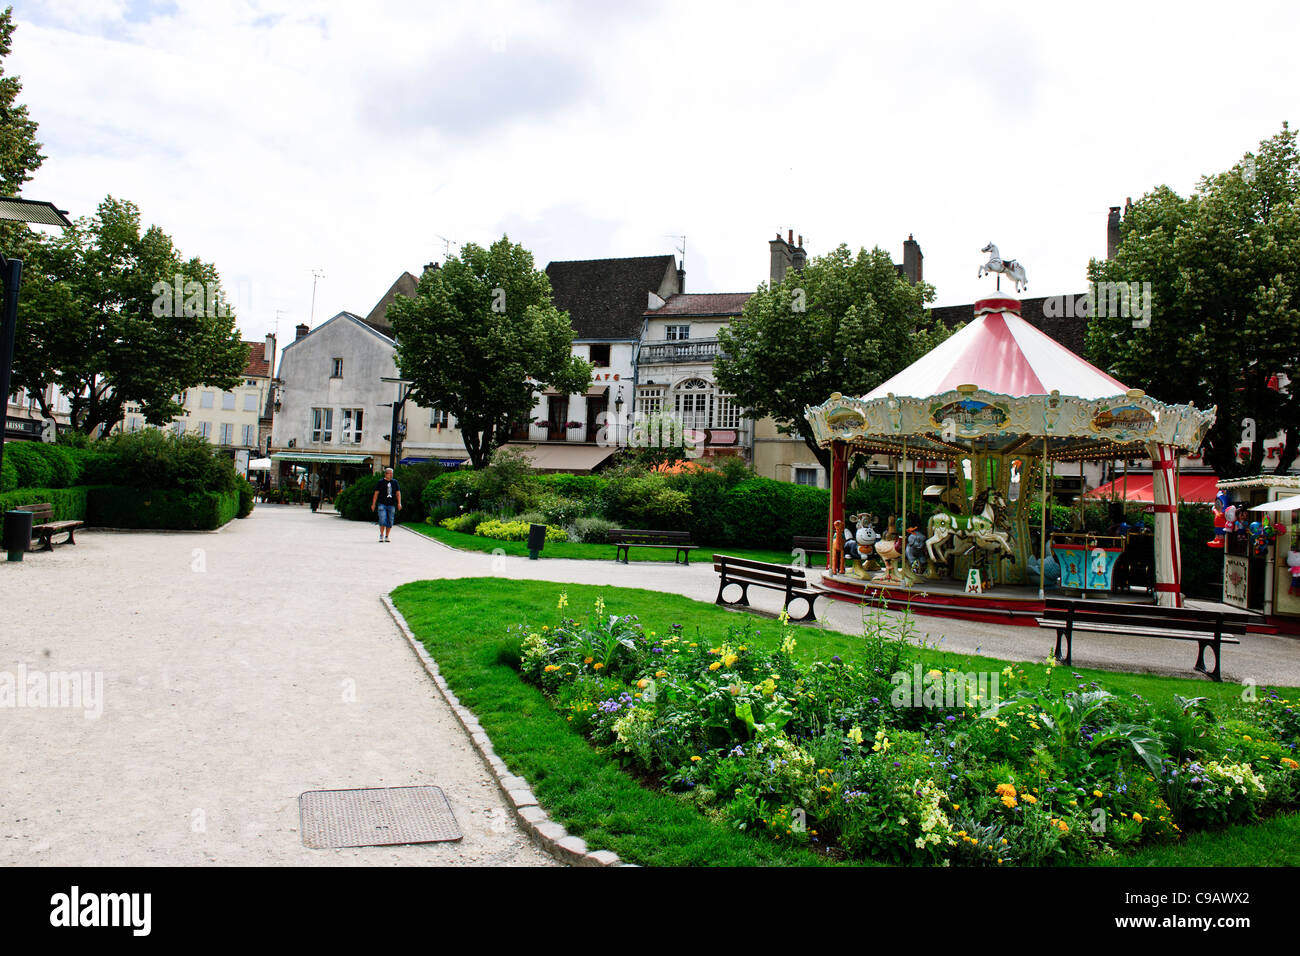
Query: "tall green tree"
715 244 948 472
387 236 592 468
1086 123 1300 478
0 5 44 197
13 196 247 435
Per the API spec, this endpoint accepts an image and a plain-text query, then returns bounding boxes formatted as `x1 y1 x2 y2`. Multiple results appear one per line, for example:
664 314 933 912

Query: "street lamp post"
380 376 414 470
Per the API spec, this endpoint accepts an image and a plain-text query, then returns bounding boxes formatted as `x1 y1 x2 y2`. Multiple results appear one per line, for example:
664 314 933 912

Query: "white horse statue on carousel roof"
978 242 1028 293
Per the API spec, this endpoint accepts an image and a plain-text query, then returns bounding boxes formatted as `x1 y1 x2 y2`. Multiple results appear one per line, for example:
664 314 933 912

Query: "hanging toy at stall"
1208 493 1228 548
1289 550 1300 594
1256 519 1277 557
1248 520 1265 556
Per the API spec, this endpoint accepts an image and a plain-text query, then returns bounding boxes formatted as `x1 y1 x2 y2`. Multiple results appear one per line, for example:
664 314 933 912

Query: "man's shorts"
377 504 396 527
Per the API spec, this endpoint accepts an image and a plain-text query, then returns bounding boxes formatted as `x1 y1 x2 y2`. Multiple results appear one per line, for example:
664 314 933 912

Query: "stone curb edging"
381 593 630 868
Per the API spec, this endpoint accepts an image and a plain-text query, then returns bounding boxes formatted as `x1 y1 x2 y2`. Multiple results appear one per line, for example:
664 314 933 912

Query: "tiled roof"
242 341 271 378
930 294 1088 356
646 292 752 317
546 255 678 340
364 271 420 333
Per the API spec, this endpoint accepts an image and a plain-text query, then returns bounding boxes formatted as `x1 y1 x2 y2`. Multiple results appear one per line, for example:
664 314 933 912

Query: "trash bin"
527 523 547 561
4 509 34 562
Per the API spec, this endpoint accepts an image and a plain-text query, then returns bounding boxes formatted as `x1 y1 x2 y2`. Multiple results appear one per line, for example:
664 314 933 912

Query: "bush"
534 492 588 526
536 472 608 502
669 467 731 545
716 477 826 548
86 486 239 530
0 486 90 522
0 455 15 493
5 442 55 489
570 515 617 543
335 474 383 521
423 469 480 516
79 430 238 494
600 466 693 531
475 447 540 513
236 477 255 518
392 461 444 522
474 518 567 542
439 511 486 534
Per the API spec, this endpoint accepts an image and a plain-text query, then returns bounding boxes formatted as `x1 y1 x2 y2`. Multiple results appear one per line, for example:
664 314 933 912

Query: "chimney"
770 230 794 285
1107 206 1122 259
264 332 275 364
791 234 807 274
295 323 310 342
677 266 686 294
902 234 923 285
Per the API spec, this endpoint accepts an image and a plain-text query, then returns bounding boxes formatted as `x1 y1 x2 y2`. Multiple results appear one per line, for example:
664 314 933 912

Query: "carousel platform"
816 572 1278 632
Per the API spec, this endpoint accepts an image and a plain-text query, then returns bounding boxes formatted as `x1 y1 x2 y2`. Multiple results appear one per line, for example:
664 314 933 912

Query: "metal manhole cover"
299 786 463 848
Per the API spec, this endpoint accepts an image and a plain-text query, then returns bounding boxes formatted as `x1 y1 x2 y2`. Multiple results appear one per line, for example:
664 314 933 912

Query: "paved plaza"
2 505 1298 866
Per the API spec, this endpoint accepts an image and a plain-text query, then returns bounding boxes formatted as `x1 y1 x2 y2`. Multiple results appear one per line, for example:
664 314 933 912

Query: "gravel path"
2 504 1296 867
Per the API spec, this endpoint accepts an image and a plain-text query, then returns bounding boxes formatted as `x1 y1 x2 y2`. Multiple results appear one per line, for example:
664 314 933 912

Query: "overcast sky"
11 0 1299 349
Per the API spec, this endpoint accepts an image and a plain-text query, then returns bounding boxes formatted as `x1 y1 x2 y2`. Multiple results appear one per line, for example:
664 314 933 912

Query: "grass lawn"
390 577 1300 867
404 520 816 567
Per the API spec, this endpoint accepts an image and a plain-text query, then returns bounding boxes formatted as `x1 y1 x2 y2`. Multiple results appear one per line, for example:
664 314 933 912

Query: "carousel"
803 255 1216 625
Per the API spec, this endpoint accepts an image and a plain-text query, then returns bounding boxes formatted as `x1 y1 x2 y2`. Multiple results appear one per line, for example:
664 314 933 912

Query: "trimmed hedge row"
0 486 90 521
85 486 241 531
0 442 81 492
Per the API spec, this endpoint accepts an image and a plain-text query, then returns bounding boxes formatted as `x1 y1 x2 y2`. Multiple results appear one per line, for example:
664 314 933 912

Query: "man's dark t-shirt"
376 478 400 506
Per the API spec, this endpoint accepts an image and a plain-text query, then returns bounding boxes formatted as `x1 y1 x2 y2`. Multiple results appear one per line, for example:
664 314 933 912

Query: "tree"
715 244 949 472
387 236 592 468
1086 123 1300 478
12 196 248 435
0 6 45 197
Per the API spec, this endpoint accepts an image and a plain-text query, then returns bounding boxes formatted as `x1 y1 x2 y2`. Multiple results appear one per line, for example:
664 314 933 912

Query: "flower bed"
515 596 1300 866
473 518 568 543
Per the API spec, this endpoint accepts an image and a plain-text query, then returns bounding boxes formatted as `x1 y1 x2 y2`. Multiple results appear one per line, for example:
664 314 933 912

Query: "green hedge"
336 474 383 521
85 485 240 531
1 442 81 490
0 486 90 521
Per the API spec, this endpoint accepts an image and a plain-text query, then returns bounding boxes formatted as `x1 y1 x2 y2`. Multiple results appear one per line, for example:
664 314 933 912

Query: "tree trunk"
1276 426 1299 475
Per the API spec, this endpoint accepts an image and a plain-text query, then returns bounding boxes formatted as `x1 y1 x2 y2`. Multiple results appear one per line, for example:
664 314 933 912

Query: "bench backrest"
791 535 829 551
1041 598 1252 635
14 502 54 522
608 529 693 543
714 553 807 587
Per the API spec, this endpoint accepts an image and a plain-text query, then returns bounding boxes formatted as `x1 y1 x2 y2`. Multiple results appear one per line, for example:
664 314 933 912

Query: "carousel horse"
962 489 1015 562
977 242 1028 293
925 488 969 566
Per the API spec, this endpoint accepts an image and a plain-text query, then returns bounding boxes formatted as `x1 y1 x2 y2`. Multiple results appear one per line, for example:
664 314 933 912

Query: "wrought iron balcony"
638 338 725 365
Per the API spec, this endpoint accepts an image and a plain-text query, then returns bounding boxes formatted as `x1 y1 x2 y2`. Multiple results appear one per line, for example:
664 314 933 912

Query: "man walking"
371 467 402 542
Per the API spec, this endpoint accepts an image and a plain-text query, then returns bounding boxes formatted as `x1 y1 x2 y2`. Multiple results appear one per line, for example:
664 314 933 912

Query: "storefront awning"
1085 472 1219 504
270 452 373 464
502 442 615 473
400 456 467 467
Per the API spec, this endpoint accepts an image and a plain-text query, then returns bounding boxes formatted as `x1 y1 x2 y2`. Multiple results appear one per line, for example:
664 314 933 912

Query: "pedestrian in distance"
308 471 321 513
371 467 401 542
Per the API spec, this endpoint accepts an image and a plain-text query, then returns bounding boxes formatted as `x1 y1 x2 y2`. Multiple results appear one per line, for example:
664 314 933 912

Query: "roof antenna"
436 235 458 262
309 269 325 326
665 234 686 270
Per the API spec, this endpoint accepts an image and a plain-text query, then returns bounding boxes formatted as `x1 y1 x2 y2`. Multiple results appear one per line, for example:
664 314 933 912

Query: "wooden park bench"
713 554 823 622
1036 597 1250 682
14 502 84 553
791 535 830 568
607 529 698 565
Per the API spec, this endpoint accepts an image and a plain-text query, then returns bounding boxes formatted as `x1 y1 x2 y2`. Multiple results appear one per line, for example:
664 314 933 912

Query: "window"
714 393 742 429
172 421 185 437
341 408 364 444
636 387 663 418
311 407 333 443
200 391 214 409
198 421 211 439
665 325 690 341
674 378 711 431
589 343 610 367
241 424 256 446
243 393 259 412
219 423 234 445
794 467 820 487
245 379 257 387
331 357 343 378
128 417 141 432
430 408 450 428
221 392 236 411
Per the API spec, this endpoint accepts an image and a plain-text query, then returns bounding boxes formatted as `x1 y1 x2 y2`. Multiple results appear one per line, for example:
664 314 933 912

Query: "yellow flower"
1133 813 1144 824
1092 790 1103 798
544 664 560 673
637 679 648 689
1021 793 1038 804
583 657 593 664
655 670 668 678
1000 795 1017 809
996 783 1017 798
557 593 569 610
690 755 701 762
724 654 739 668
708 661 722 671
593 662 604 670
1281 758 1299 769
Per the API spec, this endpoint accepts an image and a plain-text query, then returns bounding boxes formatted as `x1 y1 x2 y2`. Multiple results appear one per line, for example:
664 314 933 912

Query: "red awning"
1085 473 1219 504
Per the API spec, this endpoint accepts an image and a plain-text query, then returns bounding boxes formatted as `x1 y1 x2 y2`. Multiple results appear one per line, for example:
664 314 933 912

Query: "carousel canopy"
865 296 1128 401
805 296 1216 462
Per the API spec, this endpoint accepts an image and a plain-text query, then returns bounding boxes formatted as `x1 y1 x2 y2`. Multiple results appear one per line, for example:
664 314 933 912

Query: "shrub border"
381 594 629 868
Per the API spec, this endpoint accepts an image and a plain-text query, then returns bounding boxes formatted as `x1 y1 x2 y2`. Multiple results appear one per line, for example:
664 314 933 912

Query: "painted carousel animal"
873 516 910 583
977 242 1028 293
925 488 1016 571
847 513 880 579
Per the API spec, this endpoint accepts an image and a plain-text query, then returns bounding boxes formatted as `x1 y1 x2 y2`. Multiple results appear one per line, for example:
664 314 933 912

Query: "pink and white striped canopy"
864 297 1129 401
